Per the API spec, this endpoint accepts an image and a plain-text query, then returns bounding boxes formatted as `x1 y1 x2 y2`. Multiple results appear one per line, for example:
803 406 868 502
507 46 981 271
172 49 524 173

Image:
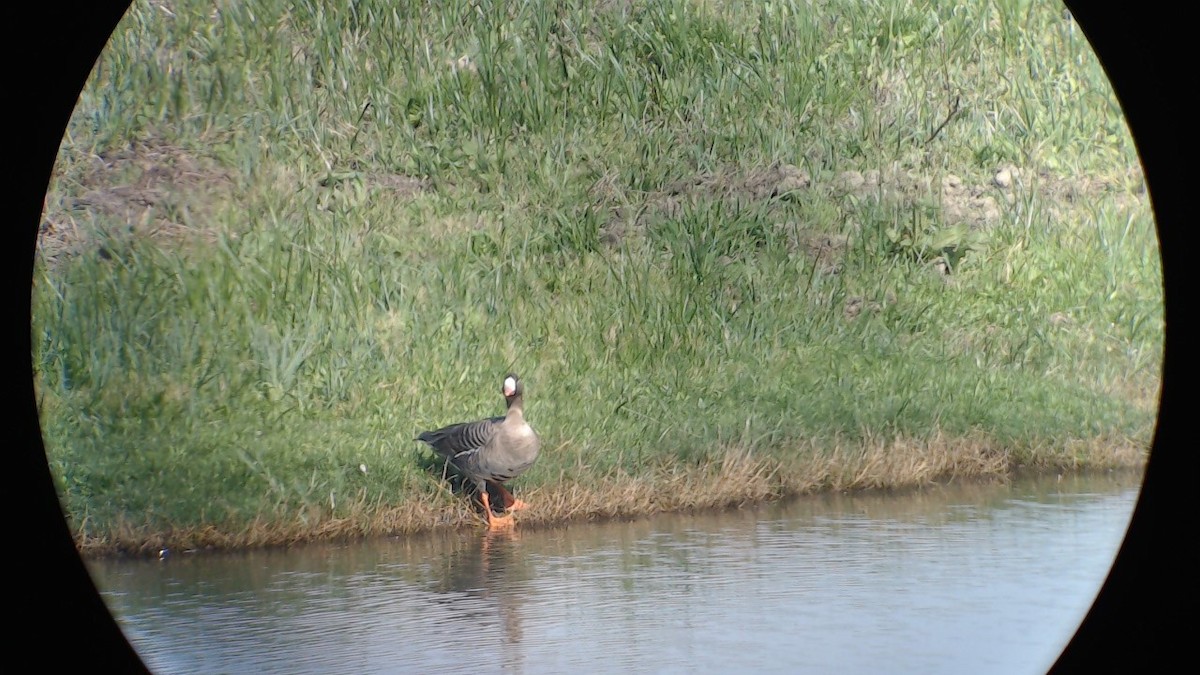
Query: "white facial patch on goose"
503 376 518 397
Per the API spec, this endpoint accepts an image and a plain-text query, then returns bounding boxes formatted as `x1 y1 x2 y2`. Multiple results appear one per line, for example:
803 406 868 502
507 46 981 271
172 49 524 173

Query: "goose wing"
416 415 504 461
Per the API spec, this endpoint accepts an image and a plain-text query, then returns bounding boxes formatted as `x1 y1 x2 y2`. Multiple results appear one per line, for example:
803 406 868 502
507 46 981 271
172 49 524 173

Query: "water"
87 471 1140 674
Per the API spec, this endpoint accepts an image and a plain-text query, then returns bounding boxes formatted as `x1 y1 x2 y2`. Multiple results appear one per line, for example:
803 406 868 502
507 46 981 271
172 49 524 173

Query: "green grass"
34 0 1160 551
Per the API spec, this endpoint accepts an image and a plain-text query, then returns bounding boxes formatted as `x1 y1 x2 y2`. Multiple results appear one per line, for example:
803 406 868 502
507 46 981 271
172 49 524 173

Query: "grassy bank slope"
33 0 1159 555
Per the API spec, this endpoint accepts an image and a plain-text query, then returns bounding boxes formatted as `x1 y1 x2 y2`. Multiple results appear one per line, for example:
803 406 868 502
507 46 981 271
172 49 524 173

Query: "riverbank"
34 1 1160 558
72 434 1149 557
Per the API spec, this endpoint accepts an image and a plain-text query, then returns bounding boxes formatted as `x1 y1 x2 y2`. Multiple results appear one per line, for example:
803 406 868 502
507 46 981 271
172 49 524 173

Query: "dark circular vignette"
11 2 1182 672
1052 3 1185 672
16 2 147 672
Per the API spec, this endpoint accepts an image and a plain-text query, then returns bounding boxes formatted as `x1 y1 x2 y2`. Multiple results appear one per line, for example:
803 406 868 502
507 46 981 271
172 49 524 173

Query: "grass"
33 0 1160 556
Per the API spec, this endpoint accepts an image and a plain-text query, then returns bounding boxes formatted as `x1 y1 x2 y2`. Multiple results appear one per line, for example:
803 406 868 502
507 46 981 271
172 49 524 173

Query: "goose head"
502 373 523 403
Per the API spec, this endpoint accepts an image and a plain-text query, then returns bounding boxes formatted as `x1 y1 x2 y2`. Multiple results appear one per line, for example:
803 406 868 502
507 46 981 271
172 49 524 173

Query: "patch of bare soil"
843 290 895 321
39 138 235 264
40 139 434 266
663 163 813 201
793 231 849 273
825 166 1003 228
367 172 430 198
594 160 1146 266
598 162 814 249
1036 165 1146 215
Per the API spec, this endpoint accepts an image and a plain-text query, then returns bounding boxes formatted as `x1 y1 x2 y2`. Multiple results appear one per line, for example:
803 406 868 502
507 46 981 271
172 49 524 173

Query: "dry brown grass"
75 430 1148 558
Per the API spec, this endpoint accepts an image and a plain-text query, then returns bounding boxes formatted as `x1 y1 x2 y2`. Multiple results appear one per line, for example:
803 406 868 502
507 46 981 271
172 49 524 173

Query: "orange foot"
480 490 519 529
486 512 518 529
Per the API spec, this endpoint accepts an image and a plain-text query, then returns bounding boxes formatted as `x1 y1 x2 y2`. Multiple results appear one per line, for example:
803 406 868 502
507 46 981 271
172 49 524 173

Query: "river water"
87 471 1140 674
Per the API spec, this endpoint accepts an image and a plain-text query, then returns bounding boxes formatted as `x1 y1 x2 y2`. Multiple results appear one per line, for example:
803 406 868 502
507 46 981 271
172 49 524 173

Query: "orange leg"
479 488 517 529
491 482 528 512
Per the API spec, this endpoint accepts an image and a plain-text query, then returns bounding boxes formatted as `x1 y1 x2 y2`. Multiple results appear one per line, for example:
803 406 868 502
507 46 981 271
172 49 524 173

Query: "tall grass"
34 0 1160 552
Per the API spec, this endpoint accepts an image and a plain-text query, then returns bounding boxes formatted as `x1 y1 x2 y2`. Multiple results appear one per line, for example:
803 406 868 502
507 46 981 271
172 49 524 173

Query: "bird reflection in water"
427 527 530 664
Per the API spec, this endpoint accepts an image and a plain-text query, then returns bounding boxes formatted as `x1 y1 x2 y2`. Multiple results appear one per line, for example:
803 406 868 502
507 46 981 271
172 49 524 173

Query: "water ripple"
90 473 1141 674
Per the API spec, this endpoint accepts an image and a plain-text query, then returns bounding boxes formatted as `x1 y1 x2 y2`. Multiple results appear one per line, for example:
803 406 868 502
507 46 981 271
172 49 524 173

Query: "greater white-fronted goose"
416 373 541 528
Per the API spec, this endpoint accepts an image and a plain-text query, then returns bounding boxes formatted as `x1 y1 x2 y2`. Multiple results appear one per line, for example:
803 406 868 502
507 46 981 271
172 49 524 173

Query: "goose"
416 373 541 528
